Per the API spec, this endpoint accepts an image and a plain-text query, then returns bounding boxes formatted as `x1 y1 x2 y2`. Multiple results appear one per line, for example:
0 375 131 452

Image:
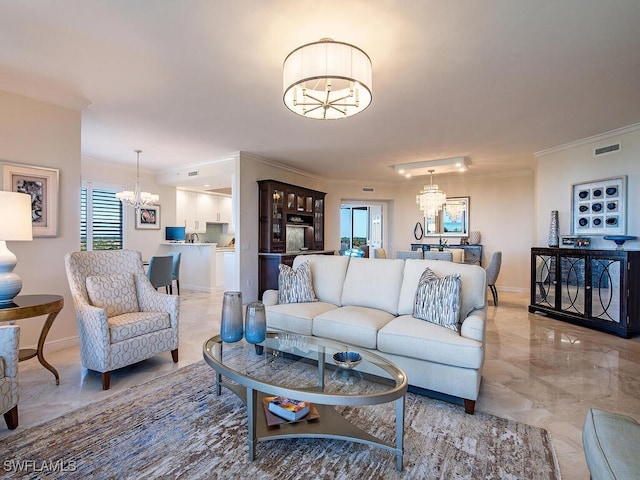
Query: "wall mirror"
425 197 469 237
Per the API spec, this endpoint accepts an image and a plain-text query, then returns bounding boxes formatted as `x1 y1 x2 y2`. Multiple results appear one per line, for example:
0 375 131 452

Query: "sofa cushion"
341 258 405 315
108 311 171 343
86 274 139 318
414 267 461 333
266 302 338 336
293 255 350 305
398 259 486 318
583 408 640 480
278 261 317 304
378 315 484 369
313 306 396 349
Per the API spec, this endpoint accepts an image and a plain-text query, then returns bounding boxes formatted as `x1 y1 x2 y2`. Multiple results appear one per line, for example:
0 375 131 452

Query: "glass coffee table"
203 332 408 470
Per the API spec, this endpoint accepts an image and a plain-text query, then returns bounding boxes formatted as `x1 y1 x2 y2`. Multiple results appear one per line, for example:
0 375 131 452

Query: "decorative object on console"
468 231 481 245
220 291 243 343
2 163 59 237
283 38 372 120
603 235 637 250
572 176 626 236
116 149 159 208
0 192 33 304
548 210 559 247
245 302 267 345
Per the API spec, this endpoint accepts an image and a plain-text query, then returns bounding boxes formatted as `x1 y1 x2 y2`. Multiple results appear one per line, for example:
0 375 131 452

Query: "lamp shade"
0 191 33 241
283 39 372 119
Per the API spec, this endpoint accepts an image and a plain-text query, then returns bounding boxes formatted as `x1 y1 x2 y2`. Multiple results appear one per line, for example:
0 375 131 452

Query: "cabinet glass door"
560 256 586 315
533 254 555 307
590 257 621 323
314 198 324 242
272 189 284 242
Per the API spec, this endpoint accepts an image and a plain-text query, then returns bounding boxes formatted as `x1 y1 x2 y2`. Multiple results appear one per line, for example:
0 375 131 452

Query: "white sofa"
262 254 487 414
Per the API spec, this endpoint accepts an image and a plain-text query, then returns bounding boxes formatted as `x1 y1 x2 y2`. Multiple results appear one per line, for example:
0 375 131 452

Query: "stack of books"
263 396 319 427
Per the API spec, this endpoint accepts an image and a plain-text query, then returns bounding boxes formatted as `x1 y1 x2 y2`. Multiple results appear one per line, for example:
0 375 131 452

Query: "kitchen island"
160 243 236 293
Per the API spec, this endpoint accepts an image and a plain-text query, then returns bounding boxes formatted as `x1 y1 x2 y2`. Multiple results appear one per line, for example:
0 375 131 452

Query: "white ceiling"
1 0 639 186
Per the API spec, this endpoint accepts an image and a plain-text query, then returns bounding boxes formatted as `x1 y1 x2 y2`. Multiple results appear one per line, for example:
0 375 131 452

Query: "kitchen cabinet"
176 190 232 233
529 247 640 338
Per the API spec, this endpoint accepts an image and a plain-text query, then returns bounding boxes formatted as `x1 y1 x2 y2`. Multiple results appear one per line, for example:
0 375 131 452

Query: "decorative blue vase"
245 302 267 345
220 291 243 342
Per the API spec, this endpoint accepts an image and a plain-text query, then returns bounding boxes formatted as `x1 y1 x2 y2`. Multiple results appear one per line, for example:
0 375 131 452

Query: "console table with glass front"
529 247 640 338
0 294 64 384
203 332 408 470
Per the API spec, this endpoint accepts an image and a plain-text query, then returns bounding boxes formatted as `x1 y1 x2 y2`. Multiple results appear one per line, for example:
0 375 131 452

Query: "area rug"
0 361 560 479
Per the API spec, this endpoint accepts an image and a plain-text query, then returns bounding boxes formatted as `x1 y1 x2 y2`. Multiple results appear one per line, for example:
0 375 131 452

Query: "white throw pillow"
413 267 461 333
86 274 139 317
278 261 318 304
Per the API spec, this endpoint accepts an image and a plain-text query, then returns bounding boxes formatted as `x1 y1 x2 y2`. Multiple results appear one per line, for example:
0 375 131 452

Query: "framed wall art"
2 163 59 237
136 205 161 230
571 175 626 236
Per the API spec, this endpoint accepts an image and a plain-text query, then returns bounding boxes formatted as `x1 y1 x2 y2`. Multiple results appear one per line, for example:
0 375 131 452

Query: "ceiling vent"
187 170 199 177
594 142 621 157
362 187 375 193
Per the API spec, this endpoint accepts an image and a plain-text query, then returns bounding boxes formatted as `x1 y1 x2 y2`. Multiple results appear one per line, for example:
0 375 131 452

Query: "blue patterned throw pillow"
278 261 318 304
413 267 462 333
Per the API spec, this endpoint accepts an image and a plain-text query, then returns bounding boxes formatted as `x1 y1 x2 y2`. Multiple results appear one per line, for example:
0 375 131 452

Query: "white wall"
535 124 640 251
0 89 81 350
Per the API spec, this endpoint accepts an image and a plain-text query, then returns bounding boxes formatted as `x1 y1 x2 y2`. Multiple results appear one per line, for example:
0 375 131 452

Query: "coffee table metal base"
216 375 405 471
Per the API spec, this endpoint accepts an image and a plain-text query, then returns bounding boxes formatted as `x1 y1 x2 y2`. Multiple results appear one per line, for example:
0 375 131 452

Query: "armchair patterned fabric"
0 325 20 429
64 250 179 390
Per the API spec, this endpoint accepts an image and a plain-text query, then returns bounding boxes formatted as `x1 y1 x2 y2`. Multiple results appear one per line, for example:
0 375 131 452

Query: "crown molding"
0 72 90 111
534 122 640 158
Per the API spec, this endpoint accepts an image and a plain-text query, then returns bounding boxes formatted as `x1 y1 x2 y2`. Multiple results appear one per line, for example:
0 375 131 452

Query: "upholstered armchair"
0 325 20 429
64 250 179 390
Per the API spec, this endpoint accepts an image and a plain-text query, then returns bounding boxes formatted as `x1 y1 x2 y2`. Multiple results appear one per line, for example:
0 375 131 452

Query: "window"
81 185 124 250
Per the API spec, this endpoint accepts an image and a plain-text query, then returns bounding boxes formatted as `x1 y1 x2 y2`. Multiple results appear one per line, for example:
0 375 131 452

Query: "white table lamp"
0 191 33 304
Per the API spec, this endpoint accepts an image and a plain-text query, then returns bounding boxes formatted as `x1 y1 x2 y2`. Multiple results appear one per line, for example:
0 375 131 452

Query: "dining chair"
373 248 387 259
396 250 423 260
485 251 502 306
423 251 454 261
147 255 174 293
169 252 181 295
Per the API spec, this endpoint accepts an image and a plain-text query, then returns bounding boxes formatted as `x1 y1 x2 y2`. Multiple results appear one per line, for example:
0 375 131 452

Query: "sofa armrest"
460 313 485 343
262 290 279 306
0 325 20 379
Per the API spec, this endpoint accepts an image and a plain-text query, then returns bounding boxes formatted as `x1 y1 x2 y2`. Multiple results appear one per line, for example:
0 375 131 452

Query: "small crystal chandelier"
115 149 159 208
283 38 372 120
416 170 446 218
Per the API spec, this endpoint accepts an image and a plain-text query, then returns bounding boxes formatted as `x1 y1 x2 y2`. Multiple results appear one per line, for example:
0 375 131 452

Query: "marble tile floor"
3 289 640 479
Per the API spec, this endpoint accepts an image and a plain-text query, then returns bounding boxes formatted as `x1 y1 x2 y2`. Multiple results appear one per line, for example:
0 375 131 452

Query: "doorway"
340 202 384 250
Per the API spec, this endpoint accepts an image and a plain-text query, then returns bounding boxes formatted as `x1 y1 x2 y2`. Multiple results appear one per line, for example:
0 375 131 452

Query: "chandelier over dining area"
282 38 372 120
116 149 159 208
416 170 446 218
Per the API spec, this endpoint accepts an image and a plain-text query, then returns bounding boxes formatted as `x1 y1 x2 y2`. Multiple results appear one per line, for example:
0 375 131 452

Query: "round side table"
0 294 64 385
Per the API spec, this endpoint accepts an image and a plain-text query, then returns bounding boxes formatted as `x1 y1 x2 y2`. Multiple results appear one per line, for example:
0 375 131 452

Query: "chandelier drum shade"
416 170 446 219
116 149 159 208
283 38 372 120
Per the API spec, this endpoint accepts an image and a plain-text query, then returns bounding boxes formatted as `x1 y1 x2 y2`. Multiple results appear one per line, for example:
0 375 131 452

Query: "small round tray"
333 351 362 369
